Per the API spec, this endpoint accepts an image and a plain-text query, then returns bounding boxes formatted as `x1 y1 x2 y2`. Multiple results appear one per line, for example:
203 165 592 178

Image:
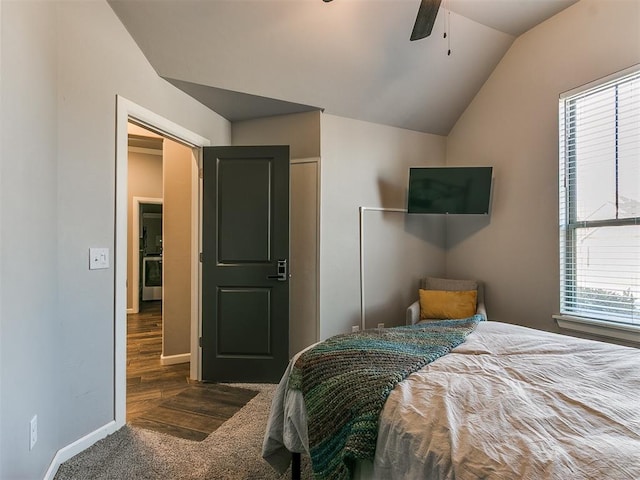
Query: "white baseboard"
43 420 119 480
160 352 190 366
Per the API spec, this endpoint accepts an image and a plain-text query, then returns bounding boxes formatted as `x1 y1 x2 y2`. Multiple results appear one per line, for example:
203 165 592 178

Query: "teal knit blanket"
289 315 482 480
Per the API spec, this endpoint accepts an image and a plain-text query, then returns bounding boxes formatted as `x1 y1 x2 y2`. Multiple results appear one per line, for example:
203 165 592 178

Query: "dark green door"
202 146 290 382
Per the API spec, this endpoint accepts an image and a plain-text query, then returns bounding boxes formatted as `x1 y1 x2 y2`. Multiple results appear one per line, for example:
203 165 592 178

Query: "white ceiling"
109 0 577 135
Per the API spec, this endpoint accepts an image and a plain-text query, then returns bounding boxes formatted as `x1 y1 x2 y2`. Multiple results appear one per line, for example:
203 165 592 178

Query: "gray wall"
232 111 321 158
445 0 640 332
1 2 59 477
363 210 445 329
320 114 447 339
0 1 230 478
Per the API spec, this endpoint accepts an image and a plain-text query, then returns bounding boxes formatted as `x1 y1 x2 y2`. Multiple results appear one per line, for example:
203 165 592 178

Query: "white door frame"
130 197 163 314
115 96 210 428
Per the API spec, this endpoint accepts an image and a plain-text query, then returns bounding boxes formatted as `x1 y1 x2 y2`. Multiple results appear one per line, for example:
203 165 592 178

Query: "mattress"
263 321 640 479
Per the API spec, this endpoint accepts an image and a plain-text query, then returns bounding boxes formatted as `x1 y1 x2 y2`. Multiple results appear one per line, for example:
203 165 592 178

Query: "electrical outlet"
351 325 360 333
30 415 37 450
377 323 385 329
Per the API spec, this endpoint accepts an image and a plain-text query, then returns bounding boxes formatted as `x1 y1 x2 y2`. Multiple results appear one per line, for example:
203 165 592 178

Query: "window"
559 68 640 330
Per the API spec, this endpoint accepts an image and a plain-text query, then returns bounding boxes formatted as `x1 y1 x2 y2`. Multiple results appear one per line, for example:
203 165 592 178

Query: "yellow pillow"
419 289 477 320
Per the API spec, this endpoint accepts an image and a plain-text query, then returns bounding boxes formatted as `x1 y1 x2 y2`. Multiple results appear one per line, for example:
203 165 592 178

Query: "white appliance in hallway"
142 256 162 300
140 206 163 301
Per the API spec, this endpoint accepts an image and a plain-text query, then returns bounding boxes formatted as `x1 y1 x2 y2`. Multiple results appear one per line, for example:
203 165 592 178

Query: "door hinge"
199 252 203 263
199 168 203 179
199 337 202 348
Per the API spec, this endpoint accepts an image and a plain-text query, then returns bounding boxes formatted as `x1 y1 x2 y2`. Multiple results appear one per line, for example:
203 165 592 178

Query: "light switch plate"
89 248 109 270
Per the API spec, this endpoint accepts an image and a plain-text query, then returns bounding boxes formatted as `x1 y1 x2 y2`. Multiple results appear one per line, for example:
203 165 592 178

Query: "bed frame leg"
291 452 301 480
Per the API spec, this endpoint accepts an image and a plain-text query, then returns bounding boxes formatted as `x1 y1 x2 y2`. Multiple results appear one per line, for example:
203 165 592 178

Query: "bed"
262 320 640 479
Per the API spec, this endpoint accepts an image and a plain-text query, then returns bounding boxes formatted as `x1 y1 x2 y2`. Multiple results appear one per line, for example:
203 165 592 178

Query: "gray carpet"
54 383 313 480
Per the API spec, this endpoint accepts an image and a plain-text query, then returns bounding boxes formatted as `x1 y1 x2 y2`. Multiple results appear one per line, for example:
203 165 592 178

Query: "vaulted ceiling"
109 0 578 135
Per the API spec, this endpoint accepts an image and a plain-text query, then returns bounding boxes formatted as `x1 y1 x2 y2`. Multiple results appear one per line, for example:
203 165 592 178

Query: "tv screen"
407 166 493 214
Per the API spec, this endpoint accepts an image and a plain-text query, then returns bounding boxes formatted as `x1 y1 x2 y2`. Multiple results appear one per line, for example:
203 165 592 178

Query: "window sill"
553 314 640 344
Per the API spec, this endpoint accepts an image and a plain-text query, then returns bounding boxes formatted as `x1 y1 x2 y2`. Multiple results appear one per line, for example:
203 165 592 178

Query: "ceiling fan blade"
410 0 442 41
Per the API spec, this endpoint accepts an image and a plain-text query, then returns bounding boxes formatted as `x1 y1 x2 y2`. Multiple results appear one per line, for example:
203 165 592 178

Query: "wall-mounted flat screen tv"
407 166 493 214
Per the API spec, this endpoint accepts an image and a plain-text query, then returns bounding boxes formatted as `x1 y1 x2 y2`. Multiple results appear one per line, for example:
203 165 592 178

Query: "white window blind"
559 69 640 326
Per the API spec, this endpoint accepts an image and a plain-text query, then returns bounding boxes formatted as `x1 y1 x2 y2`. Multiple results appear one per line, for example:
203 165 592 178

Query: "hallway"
126 301 190 421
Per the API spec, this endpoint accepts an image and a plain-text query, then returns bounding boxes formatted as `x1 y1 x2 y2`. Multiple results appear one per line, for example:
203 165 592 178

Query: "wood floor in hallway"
126 301 190 422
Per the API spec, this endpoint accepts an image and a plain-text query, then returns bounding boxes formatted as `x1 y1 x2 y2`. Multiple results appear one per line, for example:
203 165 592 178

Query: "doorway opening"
125 122 196 422
115 96 211 428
